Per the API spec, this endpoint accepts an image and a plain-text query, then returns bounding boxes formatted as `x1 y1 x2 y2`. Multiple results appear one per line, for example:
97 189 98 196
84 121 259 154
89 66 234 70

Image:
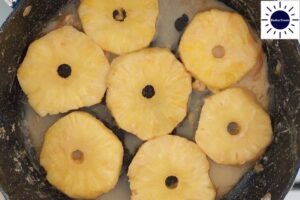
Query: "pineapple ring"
40 112 123 199
79 0 159 55
179 9 261 90
17 26 110 116
195 88 272 165
128 135 216 200
107 48 192 140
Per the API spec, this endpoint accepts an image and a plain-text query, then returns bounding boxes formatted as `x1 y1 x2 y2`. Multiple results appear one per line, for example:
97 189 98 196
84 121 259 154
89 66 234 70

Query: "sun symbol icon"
261 0 300 39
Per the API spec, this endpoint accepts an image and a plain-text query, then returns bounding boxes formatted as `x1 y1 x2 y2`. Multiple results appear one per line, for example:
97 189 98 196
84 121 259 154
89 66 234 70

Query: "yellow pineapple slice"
179 9 261 90
40 112 123 199
195 88 272 165
128 135 216 200
79 0 159 55
17 26 109 116
107 48 192 140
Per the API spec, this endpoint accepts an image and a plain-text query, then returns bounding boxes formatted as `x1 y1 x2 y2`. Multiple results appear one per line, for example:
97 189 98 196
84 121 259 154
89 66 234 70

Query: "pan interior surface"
0 0 299 200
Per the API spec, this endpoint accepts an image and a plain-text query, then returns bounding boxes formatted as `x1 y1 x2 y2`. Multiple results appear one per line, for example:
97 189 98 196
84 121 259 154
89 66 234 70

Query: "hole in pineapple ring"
212 45 225 58
227 122 240 135
113 8 127 22
57 64 72 78
142 85 155 99
71 150 84 163
165 176 179 189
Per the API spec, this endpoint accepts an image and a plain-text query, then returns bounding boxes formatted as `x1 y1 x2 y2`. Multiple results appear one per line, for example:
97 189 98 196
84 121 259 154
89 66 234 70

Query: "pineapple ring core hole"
212 45 225 58
113 8 127 22
227 122 240 135
71 150 84 163
57 64 72 78
142 85 155 99
165 176 179 189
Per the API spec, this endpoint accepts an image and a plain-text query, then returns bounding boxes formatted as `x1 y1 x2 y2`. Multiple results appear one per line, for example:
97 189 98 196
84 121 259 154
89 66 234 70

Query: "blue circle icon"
270 10 290 29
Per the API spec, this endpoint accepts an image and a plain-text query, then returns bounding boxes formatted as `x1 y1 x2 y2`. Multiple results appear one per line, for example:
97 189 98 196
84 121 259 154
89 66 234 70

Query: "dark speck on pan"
175 14 189 32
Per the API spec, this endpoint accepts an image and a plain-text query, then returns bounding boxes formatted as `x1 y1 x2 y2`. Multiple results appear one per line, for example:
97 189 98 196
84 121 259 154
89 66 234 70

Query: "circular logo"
270 10 290 29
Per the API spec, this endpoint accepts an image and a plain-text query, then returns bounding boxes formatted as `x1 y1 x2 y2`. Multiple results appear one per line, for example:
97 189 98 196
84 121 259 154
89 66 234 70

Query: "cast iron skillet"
0 0 299 199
